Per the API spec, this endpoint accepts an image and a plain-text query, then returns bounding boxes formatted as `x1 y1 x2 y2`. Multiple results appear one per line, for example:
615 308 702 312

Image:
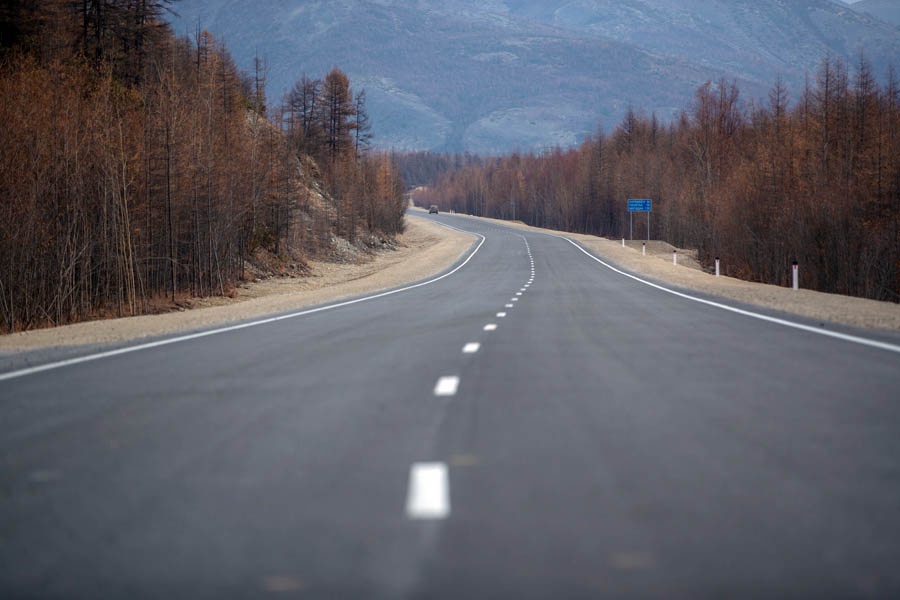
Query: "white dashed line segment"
463 343 481 354
484 324 498 331
406 462 450 519
434 376 460 396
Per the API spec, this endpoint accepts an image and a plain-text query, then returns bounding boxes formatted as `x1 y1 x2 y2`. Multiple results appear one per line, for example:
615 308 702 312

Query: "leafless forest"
416 63 900 302
0 1 406 333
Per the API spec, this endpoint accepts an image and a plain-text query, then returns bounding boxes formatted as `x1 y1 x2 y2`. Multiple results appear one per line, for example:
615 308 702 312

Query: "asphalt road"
2 213 900 598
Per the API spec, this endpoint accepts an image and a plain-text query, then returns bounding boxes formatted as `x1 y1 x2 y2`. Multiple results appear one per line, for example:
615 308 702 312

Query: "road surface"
2 213 900 598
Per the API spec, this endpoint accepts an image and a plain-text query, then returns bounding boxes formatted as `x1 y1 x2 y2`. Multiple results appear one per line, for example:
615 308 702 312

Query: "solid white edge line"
406 462 450 519
0 222 487 382
551 234 900 355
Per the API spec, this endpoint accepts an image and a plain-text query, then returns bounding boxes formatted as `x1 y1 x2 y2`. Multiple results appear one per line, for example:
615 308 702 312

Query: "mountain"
853 0 900 27
168 1 900 153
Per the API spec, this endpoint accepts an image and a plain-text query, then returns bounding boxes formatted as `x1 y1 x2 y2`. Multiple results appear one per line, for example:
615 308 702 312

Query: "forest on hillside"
417 61 900 302
0 0 406 333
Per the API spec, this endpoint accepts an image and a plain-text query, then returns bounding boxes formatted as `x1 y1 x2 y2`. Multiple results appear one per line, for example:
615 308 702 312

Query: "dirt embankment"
0 216 475 351
2 211 898 353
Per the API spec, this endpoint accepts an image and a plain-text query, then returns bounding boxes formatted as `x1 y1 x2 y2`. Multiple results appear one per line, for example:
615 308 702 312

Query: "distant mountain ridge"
168 0 900 153
854 0 900 27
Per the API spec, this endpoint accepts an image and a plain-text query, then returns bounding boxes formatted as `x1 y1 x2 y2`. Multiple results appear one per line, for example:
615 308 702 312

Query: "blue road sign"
628 199 652 212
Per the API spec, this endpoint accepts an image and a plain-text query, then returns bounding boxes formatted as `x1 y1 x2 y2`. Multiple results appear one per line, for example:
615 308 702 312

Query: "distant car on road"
429 205 439 214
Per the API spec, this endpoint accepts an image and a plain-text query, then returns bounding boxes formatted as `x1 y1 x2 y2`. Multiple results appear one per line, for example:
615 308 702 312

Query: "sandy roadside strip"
0 215 475 352
452 213 900 332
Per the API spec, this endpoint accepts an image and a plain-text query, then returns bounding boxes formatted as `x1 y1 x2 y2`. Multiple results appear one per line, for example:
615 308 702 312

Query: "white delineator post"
622 238 625 247
673 250 677 265
715 257 720 277
792 261 799 290
642 242 646 256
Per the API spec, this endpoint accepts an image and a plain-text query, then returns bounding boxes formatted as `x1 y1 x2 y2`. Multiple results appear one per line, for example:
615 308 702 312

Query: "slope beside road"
0 216 475 352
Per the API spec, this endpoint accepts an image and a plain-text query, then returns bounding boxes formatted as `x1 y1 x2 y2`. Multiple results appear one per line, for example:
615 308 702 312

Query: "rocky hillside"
854 0 900 27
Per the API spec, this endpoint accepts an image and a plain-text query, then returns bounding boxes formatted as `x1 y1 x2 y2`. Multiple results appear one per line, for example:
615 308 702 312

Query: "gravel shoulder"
0 215 475 352
2 211 898 353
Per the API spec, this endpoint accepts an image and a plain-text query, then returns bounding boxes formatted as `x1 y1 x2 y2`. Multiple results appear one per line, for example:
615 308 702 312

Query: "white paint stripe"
554 235 900 355
406 462 450 519
497 312 507 318
434 376 460 396
484 323 498 331
505 304 514 308
511 298 519 302
0 220 487 382
462 343 480 354
516 292 523 296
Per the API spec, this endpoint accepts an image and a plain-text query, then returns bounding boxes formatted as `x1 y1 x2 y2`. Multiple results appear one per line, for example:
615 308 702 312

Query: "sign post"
627 199 652 241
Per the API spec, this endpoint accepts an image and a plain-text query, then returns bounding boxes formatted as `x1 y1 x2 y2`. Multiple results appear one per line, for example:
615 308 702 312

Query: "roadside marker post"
673 250 677 265
715 257 720 277
792 261 799 290
642 242 646 256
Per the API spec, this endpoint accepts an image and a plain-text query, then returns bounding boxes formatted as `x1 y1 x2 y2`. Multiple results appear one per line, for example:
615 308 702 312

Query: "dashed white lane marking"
511 298 519 302
484 323 498 331
406 462 450 519
505 303 514 308
434 376 460 396
497 312 507 318
462 343 480 354
516 292 523 296
520 288 527 292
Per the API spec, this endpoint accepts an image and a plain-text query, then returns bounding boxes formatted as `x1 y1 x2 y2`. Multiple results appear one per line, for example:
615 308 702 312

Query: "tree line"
417 57 900 302
0 1 406 332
